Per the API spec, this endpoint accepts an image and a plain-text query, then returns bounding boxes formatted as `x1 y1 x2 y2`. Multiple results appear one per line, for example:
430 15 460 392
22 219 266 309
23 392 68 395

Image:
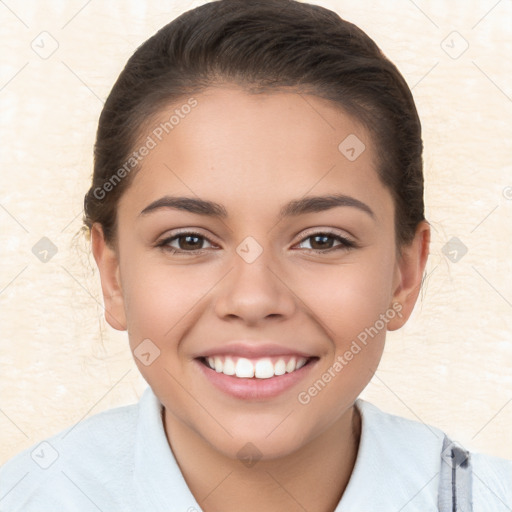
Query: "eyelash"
156 230 357 255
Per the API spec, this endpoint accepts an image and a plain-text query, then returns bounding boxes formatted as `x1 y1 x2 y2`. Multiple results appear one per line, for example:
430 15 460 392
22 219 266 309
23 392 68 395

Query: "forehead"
119 86 392 222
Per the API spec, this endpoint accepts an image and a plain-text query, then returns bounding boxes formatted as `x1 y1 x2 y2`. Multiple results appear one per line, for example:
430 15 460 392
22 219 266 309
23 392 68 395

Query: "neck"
163 404 361 512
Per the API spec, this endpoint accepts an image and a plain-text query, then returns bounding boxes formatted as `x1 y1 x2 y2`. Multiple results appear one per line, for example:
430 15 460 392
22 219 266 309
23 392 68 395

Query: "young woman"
1 1 510 510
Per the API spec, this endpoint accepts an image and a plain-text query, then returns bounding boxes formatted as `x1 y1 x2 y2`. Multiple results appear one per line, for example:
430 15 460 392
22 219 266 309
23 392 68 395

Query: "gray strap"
438 435 473 511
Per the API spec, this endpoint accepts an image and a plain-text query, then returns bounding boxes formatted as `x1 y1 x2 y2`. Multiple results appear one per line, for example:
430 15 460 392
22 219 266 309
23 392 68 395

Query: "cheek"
293 256 394 418
302 250 396 338
120 255 208 349
120 244 396 344
301 249 395 382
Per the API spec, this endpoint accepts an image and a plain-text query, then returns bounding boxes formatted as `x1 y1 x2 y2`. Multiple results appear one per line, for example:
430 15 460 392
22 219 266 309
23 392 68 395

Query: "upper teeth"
206 356 308 379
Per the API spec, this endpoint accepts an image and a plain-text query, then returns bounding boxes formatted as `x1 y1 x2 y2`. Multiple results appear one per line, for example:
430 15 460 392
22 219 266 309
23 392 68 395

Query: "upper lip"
195 342 316 359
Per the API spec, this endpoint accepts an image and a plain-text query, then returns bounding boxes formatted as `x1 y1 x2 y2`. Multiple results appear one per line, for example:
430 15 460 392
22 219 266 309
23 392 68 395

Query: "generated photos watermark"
93 97 198 201
297 302 403 405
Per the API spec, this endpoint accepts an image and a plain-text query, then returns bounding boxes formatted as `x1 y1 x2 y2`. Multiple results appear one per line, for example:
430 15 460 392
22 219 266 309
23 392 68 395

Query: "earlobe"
387 221 430 331
91 223 127 331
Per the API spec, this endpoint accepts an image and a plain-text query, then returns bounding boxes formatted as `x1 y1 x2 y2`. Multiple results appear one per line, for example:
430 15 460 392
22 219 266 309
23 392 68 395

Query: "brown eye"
174 234 204 250
296 232 355 253
308 234 336 250
157 232 216 254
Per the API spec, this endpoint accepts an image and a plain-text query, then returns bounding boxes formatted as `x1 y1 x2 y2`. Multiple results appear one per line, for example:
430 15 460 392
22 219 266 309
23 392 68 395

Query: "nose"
213 247 297 326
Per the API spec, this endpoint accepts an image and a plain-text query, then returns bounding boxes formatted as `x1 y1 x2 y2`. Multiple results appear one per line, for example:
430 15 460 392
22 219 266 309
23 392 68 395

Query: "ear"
387 221 430 331
91 223 127 331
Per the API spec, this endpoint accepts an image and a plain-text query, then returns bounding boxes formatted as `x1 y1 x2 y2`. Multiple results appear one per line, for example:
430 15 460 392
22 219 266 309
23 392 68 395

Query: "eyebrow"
139 194 375 220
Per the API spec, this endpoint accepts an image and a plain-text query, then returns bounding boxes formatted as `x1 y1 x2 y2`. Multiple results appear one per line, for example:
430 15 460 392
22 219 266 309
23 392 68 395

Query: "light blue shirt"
1 386 510 511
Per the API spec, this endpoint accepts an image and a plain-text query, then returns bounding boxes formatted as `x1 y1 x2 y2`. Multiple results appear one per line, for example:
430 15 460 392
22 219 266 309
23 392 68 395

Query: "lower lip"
195 359 317 400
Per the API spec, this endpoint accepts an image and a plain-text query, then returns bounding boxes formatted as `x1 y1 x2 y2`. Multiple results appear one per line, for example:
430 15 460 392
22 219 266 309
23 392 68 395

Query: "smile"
194 343 319 400
202 355 311 379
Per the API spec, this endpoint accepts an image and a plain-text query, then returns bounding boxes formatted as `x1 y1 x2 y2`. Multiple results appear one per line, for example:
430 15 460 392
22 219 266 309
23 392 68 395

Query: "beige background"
1 0 511 465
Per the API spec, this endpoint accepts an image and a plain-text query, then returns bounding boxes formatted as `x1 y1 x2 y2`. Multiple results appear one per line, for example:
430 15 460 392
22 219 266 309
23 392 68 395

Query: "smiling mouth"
198 355 318 379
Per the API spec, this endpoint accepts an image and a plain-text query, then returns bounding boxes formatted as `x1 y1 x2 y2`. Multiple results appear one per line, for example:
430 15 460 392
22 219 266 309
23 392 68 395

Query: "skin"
92 85 430 512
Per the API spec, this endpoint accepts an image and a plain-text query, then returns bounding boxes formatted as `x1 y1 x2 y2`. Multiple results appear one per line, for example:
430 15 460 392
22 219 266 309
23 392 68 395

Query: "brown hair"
83 0 424 247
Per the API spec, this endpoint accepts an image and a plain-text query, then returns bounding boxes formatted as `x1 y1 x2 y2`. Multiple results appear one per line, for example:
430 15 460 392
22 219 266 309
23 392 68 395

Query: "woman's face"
93 86 428 460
